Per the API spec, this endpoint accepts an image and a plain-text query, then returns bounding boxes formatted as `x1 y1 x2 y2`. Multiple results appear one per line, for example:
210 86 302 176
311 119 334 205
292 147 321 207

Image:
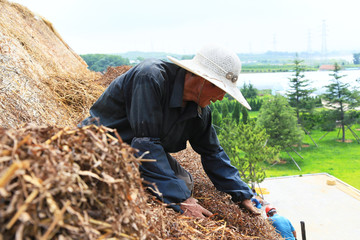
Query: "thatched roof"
0 0 103 128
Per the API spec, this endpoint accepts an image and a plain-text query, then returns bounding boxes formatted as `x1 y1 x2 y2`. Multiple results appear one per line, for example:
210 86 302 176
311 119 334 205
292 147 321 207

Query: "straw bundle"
0 124 149 239
96 66 132 87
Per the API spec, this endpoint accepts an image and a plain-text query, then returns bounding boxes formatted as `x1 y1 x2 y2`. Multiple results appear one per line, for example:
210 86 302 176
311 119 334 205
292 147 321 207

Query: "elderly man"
80 45 259 217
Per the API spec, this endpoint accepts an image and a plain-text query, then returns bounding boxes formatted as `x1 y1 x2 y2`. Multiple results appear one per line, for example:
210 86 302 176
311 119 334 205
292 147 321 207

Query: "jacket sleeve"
198 145 253 202
126 72 191 211
189 108 253 202
132 137 191 212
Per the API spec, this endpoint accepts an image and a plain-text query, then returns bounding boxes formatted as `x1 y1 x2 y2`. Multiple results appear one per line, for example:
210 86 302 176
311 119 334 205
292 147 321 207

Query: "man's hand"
180 197 213 218
238 199 261 216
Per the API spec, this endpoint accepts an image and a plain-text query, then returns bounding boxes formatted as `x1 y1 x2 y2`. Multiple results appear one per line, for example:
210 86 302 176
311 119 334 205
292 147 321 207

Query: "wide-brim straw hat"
167 45 251 110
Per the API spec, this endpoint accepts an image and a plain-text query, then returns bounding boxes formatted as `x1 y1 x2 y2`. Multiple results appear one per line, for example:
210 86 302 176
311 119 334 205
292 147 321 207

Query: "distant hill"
116 50 355 65
115 51 193 62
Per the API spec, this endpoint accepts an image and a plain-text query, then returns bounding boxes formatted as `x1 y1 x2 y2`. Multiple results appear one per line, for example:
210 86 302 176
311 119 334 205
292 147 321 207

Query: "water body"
238 69 360 95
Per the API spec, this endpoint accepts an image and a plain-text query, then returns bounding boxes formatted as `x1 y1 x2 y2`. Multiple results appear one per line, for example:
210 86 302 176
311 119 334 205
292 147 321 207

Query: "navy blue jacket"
81 59 253 211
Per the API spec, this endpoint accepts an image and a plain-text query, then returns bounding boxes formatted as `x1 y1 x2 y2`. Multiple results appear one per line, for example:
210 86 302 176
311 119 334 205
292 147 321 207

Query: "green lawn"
264 126 360 189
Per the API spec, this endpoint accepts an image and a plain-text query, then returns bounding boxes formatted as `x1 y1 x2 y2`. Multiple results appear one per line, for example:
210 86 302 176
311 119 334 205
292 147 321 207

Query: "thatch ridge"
0 0 103 128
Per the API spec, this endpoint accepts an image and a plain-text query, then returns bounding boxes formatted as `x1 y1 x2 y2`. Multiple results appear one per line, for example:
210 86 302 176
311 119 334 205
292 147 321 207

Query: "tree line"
80 54 130 72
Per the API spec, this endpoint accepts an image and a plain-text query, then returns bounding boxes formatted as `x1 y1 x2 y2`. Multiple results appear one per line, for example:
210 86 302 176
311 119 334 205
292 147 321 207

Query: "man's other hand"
180 197 213 218
238 199 261 215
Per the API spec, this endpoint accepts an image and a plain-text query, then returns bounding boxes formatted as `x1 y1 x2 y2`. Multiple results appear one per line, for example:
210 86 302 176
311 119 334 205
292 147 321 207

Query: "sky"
10 0 360 55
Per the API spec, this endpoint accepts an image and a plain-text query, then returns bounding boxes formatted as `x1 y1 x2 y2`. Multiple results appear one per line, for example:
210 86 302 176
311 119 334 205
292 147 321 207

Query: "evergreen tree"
232 102 241 124
257 95 303 149
287 54 315 123
219 120 279 185
354 53 360 64
212 101 222 114
242 106 249 124
257 99 264 111
212 108 222 133
241 83 258 99
323 63 359 142
222 101 230 119
228 100 235 113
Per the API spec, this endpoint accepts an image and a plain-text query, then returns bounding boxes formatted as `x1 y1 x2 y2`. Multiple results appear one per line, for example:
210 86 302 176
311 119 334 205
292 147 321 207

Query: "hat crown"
166 45 251 110
193 45 241 83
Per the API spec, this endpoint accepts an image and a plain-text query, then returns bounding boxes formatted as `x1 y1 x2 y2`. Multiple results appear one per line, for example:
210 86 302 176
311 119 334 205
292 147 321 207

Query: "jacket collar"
168 66 202 121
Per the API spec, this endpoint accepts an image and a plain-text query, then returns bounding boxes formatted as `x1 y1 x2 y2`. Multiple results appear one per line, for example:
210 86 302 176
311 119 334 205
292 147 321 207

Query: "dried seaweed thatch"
0 125 281 239
96 65 132 87
0 0 104 128
0 124 149 239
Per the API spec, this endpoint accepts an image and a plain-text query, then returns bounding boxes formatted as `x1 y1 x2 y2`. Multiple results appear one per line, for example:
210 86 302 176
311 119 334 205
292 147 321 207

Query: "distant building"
321 99 360 111
319 64 336 71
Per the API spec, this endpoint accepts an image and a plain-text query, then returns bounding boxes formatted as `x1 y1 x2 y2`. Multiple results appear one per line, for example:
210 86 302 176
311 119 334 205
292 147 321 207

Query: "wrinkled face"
183 72 226 108
198 80 226 108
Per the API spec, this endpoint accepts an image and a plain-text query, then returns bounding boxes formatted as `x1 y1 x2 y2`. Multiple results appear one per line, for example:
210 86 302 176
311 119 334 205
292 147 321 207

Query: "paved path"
259 173 360 240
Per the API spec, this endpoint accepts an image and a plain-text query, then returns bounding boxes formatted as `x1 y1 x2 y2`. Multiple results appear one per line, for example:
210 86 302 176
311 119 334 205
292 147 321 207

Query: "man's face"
198 80 226 108
183 72 226 108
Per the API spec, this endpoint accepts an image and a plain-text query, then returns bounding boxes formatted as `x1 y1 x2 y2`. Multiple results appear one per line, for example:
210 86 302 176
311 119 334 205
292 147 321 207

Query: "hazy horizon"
11 0 360 55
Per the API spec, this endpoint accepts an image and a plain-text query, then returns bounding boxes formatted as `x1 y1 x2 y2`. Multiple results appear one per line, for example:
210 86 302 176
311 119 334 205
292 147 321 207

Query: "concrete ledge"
260 173 360 240
264 172 360 201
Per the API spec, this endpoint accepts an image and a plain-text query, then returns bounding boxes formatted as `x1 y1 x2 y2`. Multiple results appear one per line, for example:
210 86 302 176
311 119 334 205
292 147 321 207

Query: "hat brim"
167 56 251 110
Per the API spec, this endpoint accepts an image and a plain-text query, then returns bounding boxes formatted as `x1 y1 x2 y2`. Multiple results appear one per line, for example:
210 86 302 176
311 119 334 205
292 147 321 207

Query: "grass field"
241 63 318 73
263 125 360 189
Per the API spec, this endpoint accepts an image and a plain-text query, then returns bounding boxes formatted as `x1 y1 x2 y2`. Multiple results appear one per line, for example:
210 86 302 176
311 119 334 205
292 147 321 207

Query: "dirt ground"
258 173 360 240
